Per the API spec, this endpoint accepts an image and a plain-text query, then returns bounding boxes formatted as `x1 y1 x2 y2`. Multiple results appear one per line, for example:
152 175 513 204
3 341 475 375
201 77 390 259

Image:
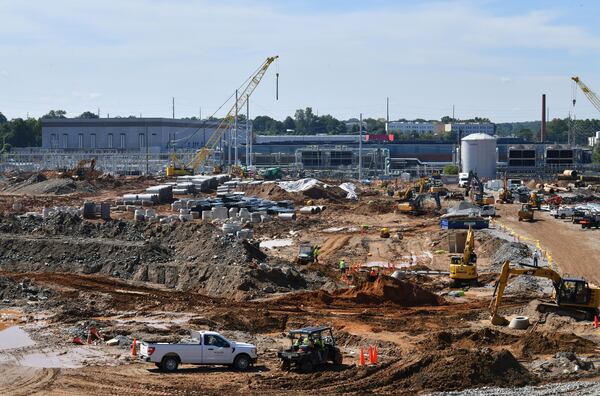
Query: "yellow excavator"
490 260 600 325
397 192 441 214
497 173 514 204
449 226 478 284
166 56 278 177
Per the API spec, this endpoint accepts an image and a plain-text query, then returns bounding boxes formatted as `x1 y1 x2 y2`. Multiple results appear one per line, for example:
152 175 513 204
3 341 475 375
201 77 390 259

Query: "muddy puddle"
0 326 35 350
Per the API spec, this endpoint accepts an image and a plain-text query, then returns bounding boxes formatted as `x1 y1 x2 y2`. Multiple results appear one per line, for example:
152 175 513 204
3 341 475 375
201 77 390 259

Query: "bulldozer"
449 226 478 285
518 204 534 222
490 260 600 325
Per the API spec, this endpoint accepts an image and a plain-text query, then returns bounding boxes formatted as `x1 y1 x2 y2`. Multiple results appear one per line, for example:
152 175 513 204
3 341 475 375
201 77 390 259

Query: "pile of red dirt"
516 331 597 357
336 277 444 306
353 199 395 214
236 183 299 202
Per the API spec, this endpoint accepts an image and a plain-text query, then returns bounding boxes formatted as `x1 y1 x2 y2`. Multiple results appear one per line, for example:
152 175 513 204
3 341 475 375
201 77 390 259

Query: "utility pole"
172 97 175 119
234 89 238 165
199 106 202 120
145 122 149 175
246 95 250 167
358 113 363 180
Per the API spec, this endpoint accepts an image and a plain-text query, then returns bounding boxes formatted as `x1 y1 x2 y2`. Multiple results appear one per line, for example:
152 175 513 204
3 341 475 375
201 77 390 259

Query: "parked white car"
479 205 496 217
550 206 574 219
139 330 257 372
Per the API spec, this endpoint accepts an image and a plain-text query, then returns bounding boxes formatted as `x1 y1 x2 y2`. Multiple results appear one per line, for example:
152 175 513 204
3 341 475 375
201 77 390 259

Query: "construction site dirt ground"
1 173 600 395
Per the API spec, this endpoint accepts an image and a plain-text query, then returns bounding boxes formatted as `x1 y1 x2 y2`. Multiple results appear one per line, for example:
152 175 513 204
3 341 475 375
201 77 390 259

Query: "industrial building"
41 118 225 152
387 121 442 134
444 122 496 136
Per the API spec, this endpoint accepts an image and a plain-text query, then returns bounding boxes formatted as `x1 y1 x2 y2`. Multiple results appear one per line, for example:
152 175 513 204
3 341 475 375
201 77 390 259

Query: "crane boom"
572 76 600 114
188 56 278 171
167 56 278 176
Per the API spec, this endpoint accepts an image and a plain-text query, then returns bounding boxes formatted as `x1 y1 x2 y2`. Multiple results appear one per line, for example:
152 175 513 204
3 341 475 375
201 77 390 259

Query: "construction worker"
369 267 378 282
339 259 347 274
313 245 320 264
532 249 539 267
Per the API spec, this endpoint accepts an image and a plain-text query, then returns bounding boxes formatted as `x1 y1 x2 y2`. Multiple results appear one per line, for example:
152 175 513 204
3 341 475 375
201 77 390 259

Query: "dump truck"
490 261 600 325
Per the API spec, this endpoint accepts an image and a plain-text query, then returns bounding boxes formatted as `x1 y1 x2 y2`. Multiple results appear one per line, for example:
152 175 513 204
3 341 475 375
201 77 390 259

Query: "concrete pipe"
508 316 530 330
278 213 296 221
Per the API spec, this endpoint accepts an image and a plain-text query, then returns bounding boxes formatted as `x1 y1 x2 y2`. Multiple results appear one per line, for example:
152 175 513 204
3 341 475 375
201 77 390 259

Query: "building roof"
462 133 497 141
288 326 332 334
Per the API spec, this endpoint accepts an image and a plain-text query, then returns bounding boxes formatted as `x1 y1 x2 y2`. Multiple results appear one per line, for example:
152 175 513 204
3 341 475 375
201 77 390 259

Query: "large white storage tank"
461 133 497 179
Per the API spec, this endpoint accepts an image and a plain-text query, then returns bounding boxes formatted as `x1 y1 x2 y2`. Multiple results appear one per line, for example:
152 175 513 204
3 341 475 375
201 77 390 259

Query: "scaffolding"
0 149 223 175
294 145 389 178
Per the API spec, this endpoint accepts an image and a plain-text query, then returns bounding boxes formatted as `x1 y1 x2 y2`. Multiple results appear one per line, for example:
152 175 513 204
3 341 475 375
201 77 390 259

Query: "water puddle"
0 326 35 350
260 239 293 249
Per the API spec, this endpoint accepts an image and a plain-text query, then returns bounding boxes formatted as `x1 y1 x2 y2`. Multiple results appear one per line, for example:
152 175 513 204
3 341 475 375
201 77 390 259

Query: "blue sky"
1 0 600 122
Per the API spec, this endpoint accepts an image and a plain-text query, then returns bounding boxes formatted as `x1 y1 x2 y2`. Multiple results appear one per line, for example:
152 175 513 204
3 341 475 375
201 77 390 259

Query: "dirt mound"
400 348 536 392
337 277 444 306
353 199 395 214
427 328 520 350
302 184 347 201
2 173 98 195
261 348 536 394
0 213 327 300
517 332 597 357
237 183 299 202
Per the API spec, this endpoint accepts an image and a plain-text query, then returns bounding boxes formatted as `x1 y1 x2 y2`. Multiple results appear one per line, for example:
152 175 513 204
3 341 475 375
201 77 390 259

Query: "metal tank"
460 133 497 179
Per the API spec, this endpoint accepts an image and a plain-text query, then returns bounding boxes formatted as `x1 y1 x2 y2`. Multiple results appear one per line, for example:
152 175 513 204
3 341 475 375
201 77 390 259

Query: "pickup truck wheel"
299 359 313 373
161 356 179 372
233 354 251 371
561 214 566 219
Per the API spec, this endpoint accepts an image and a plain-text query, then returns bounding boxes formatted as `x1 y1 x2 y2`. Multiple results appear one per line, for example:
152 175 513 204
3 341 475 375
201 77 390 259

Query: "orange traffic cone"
373 345 378 364
368 346 374 364
131 338 137 357
359 347 365 366
594 316 599 329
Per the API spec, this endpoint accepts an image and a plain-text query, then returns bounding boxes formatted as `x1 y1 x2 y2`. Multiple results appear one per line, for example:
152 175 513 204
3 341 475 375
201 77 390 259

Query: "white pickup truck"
139 330 257 372
550 206 574 219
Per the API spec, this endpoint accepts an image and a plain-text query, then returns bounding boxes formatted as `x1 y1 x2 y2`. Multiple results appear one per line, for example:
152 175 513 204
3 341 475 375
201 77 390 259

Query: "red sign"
365 134 394 142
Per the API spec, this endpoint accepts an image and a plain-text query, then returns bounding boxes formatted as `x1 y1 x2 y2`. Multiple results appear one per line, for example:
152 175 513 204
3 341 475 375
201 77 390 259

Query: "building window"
90 133 96 149
120 133 126 149
50 134 57 148
62 134 68 149
138 133 145 149
108 133 113 149
78 134 83 149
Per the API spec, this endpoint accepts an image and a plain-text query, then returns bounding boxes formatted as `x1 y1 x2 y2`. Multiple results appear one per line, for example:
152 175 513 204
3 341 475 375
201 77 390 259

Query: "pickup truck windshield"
204 334 230 348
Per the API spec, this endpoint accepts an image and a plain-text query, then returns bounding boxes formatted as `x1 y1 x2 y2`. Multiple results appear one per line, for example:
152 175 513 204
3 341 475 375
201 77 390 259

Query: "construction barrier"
495 220 554 270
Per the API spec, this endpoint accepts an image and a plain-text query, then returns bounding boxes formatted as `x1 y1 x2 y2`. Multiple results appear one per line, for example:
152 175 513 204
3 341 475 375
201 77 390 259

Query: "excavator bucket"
490 314 509 326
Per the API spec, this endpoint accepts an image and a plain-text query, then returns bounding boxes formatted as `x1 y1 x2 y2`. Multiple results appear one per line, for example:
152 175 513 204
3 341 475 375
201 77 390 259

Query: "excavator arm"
463 226 474 264
490 261 562 325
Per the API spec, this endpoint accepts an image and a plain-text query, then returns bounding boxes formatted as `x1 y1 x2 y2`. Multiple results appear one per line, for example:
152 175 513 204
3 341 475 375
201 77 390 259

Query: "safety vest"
339 261 346 269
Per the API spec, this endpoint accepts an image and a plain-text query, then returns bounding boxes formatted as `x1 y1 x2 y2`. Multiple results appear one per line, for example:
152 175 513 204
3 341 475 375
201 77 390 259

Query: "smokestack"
541 94 546 142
